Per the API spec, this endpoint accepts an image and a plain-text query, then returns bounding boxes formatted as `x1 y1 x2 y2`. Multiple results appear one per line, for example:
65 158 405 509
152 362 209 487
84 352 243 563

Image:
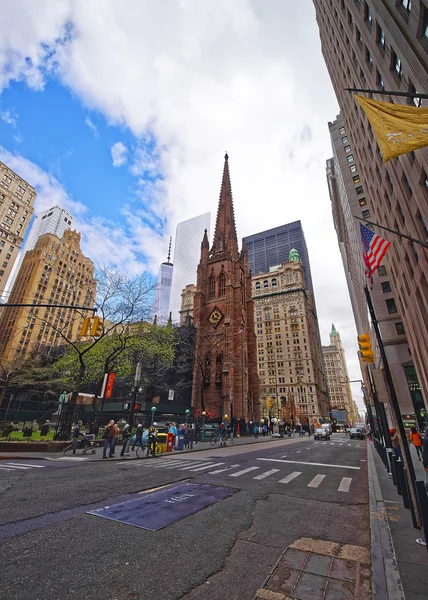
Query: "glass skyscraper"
3 205 74 300
243 221 314 292
151 241 173 323
168 212 211 324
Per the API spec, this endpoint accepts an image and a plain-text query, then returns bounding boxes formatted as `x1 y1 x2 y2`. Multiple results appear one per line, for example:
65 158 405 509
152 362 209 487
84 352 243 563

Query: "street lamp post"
151 406 156 425
202 411 206 442
223 414 228 440
185 409 190 425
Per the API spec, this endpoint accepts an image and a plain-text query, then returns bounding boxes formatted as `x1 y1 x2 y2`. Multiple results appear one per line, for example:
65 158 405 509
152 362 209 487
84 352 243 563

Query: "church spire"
211 152 239 260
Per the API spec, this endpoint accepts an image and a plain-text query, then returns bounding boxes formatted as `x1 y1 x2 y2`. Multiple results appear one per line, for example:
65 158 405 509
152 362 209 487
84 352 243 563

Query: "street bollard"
401 465 411 510
415 480 428 551
392 456 402 496
388 450 396 485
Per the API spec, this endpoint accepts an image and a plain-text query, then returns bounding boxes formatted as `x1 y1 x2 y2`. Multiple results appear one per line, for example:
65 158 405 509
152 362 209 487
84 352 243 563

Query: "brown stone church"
192 154 260 423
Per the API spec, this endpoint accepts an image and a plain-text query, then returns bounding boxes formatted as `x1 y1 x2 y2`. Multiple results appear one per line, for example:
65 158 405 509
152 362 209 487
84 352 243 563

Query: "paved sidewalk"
0 433 302 461
370 443 428 600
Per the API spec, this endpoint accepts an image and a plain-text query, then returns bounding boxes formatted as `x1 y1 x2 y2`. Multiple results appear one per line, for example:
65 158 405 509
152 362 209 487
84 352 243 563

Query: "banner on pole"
355 95 428 162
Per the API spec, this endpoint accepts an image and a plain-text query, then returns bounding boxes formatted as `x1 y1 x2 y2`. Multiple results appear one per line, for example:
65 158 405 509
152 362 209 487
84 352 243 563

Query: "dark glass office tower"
243 221 314 292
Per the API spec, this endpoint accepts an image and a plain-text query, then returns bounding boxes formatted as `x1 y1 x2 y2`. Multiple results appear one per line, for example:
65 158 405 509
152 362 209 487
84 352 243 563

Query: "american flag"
360 223 391 285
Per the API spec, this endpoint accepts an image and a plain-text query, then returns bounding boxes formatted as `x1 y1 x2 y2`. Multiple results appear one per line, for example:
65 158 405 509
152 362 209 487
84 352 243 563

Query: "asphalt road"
1 434 369 600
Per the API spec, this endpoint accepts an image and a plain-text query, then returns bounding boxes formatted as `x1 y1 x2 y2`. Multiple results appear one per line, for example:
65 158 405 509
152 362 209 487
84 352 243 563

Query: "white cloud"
84 116 98 138
0 107 18 127
0 1 368 409
111 141 128 167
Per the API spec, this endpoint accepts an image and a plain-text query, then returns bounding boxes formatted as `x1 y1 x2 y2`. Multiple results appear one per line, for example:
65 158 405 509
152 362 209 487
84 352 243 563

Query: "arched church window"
219 272 226 296
255 282 261 291
271 278 277 288
208 275 216 299
263 280 268 288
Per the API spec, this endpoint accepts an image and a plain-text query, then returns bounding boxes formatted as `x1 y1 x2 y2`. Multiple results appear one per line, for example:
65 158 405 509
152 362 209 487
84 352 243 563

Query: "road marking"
0 467 16 471
307 474 326 488
330 443 335 445
2 464 31 470
188 462 225 472
360 460 367 462
306 447 311 449
279 471 302 484
153 460 192 468
3 462 45 468
178 462 216 471
338 477 352 492
348 444 352 447
209 464 240 474
322 442 327 445
253 469 280 480
230 467 259 477
281 455 287 458
296 451 301 453
257 458 360 470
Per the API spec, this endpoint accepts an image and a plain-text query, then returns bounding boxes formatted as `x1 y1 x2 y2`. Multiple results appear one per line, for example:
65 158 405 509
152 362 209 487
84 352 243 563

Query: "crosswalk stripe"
338 477 352 492
330 443 335 445
279 471 301 484
4 462 45 468
230 467 259 477
208 464 240 474
2 464 31 470
178 462 215 471
188 462 225 472
0 467 16 471
348 444 352 447
307 474 326 488
296 451 301 453
153 460 190 468
254 469 280 480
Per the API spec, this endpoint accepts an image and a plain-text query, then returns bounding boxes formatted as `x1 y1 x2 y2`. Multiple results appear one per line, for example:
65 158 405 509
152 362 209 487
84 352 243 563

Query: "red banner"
105 373 115 399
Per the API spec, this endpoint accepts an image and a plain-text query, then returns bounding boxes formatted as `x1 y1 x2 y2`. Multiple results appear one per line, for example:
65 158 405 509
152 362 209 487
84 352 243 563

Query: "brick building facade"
192 154 260 421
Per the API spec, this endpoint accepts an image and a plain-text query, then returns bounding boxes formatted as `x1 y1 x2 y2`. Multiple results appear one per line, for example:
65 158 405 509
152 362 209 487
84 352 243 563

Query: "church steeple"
211 153 239 260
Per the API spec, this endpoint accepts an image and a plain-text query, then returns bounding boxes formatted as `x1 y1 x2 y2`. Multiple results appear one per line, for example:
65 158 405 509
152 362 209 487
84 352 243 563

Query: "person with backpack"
253 424 259 439
132 424 143 451
72 420 83 454
103 420 115 459
120 423 132 458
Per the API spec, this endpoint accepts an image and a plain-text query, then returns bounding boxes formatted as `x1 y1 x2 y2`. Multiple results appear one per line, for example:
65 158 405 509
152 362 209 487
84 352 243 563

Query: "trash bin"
156 433 168 453
175 434 185 451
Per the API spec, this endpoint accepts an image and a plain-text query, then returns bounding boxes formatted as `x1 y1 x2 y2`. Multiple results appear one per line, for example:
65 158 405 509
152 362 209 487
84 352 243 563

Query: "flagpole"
355 216 428 250
344 87 428 100
364 286 421 528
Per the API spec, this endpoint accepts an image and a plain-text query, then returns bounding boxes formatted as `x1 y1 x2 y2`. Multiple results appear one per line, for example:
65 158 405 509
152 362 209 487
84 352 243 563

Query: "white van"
321 423 332 435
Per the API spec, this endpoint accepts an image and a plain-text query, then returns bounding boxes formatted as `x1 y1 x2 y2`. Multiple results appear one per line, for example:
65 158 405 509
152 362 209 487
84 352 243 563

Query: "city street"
1 434 370 600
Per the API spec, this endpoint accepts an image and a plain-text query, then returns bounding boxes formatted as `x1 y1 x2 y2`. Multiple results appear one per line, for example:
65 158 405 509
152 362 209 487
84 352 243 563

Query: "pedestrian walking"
112 422 120 457
409 426 423 461
253 424 259 439
391 427 403 461
72 420 83 454
120 424 132 458
195 422 201 443
132 424 143 450
188 425 195 450
103 420 115 459
422 426 428 488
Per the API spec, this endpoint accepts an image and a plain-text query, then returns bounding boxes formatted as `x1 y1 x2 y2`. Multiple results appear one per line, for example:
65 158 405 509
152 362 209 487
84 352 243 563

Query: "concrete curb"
0 435 299 461
367 443 405 600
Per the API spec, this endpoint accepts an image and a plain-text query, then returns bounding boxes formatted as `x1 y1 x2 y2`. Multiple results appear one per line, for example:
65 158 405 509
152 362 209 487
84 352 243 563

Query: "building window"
355 185 364 194
377 24 385 48
350 164 357 173
400 0 412 14
208 275 216 299
386 298 398 314
339 126 346 135
255 282 261 291
423 9 428 41
365 2 372 25
359 197 367 206
377 70 384 90
271 278 277 288
342 136 349 143
378 265 387 276
381 281 392 293
393 52 403 79
219 272 226 296
362 209 371 219
416 211 428 239
395 322 405 335
2 261 6 268
366 48 373 68
344 145 351 154
263 280 268 288
347 154 354 163
352 174 361 184
356 27 363 45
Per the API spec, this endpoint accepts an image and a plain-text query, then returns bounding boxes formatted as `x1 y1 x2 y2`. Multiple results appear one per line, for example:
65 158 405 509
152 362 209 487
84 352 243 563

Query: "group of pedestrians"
102 420 121 459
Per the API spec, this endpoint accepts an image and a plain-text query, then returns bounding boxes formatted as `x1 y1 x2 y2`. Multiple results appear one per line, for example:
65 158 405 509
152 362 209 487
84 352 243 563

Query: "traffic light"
358 333 374 364
79 317 91 336
267 398 273 409
90 316 103 337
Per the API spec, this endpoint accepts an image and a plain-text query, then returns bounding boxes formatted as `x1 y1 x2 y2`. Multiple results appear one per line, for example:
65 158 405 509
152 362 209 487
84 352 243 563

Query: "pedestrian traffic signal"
90 316 103 337
79 317 91 336
357 333 374 364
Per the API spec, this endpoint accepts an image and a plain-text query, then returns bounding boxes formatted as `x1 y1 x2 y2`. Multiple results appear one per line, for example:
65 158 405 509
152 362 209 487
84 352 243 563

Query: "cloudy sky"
0 0 365 411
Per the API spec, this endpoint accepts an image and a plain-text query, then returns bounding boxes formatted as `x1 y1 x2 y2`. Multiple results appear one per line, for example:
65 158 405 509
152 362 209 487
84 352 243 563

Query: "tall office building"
243 222 314 292
314 0 428 411
151 238 173 323
3 205 74 300
252 249 330 423
0 229 95 362
327 114 417 417
0 161 36 296
168 212 211 324
322 324 356 422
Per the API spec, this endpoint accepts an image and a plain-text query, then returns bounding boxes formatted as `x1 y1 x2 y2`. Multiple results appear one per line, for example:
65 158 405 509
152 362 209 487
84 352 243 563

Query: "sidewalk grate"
253 537 371 600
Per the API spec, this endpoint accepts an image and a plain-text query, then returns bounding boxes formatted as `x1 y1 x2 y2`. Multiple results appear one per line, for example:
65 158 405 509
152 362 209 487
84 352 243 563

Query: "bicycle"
210 436 227 447
136 440 164 458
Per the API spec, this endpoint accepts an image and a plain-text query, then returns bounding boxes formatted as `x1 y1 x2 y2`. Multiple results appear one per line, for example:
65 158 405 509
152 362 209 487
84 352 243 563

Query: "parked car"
314 427 330 441
350 428 366 440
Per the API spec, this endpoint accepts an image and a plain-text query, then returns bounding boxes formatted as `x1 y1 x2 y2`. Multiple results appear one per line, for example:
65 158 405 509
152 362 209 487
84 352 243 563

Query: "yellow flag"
355 95 428 162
